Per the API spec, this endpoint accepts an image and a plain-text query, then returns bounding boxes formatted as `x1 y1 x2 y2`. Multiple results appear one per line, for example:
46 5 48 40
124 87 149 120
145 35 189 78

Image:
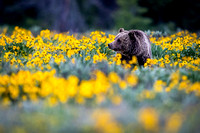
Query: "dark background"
0 0 200 32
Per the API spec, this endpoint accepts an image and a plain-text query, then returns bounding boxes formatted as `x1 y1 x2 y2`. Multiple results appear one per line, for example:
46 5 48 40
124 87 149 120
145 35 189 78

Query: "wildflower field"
0 27 200 133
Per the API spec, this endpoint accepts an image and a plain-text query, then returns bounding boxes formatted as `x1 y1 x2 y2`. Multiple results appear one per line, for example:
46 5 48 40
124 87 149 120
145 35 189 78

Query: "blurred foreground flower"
138 107 159 131
92 109 122 133
165 113 183 133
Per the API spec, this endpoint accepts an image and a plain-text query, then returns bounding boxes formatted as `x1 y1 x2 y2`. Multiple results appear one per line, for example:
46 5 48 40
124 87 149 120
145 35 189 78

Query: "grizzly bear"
108 28 152 66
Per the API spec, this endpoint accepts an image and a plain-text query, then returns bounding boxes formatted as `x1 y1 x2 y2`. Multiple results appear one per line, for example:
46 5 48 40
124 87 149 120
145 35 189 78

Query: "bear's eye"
117 39 121 43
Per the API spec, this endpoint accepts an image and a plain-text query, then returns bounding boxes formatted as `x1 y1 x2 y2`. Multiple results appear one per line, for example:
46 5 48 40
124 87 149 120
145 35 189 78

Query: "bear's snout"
108 43 112 49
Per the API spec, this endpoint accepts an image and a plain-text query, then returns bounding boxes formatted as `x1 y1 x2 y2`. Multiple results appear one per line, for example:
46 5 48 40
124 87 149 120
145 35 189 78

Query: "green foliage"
151 43 167 58
113 0 152 30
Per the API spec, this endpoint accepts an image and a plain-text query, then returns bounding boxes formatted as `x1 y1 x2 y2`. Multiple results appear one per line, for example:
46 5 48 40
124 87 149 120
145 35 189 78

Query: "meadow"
0 27 200 133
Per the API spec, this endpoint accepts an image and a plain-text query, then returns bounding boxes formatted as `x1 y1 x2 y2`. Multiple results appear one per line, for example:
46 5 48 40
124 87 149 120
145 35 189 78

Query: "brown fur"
108 28 152 66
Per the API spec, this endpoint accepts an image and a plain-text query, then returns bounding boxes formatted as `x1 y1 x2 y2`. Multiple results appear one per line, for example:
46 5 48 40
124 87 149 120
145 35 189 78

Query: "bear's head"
108 28 140 56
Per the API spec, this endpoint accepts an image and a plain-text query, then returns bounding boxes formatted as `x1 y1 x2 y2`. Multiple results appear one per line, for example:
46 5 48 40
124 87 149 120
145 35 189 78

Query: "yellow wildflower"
165 113 183 133
108 72 120 84
125 74 138 87
138 107 159 131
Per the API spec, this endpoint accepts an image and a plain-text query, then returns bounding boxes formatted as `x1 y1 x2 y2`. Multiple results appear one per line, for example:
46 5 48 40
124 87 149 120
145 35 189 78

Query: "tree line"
0 0 199 32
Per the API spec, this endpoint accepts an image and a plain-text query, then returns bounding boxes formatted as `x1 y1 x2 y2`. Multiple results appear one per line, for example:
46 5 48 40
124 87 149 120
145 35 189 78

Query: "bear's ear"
128 30 136 41
118 28 125 33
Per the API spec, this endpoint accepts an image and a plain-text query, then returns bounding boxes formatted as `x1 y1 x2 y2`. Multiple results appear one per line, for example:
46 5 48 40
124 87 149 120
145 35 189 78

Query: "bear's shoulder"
130 30 150 44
